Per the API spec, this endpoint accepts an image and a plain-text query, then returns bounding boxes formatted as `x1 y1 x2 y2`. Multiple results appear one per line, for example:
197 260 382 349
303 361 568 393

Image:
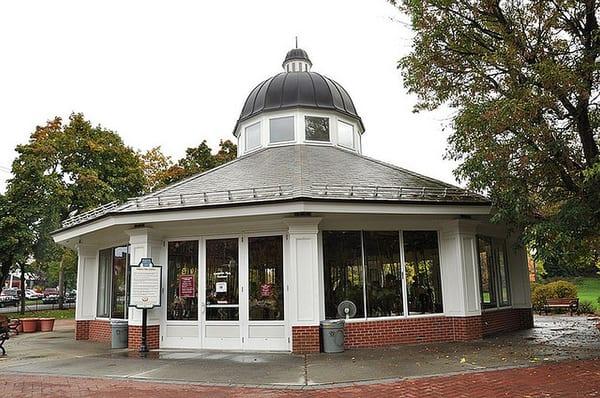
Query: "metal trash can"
320 320 345 353
110 320 128 349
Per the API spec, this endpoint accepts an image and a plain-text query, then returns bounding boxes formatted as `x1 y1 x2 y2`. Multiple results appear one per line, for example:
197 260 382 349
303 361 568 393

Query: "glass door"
202 237 241 349
244 235 288 350
162 240 199 348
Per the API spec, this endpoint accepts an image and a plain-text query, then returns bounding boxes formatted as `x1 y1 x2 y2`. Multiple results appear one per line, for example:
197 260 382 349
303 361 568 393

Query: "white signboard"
129 262 162 309
216 281 227 293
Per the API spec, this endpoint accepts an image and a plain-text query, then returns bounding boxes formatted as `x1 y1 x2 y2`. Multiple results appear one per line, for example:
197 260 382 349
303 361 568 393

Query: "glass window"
338 121 354 149
248 236 284 320
322 231 364 319
245 122 261 151
167 241 199 321
305 116 330 142
96 246 128 319
269 116 294 143
497 243 510 306
97 249 112 318
206 238 239 321
403 231 443 315
477 237 496 308
364 231 403 317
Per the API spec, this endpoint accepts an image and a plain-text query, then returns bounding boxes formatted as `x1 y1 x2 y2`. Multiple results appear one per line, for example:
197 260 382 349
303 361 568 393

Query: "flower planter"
39 318 55 332
21 318 38 333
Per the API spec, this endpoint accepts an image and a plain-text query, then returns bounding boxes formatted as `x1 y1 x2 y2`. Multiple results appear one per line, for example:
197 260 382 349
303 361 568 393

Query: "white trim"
54 201 491 245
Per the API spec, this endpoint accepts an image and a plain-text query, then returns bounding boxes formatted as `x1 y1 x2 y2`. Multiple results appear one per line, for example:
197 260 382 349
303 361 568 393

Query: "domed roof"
282 48 312 67
234 71 364 135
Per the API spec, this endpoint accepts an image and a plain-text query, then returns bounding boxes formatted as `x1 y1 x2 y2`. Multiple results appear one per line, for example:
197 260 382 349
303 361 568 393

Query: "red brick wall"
75 320 90 340
89 320 112 343
292 326 320 353
128 325 160 350
482 308 533 336
343 316 485 348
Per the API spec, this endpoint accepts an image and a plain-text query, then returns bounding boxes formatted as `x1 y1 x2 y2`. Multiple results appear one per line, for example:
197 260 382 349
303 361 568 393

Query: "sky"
0 0 459 193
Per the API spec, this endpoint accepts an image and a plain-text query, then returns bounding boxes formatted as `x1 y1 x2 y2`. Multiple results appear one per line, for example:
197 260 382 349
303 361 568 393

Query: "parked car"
0 288 19 308
42 287 60 304
64 290 76 303
25 289 44 300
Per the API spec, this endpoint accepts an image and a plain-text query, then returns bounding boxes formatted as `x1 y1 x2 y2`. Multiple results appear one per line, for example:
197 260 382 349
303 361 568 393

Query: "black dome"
282 48 312 67
234 72 364 135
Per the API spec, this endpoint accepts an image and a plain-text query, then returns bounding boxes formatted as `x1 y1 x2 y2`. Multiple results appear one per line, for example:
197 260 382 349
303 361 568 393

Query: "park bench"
543 298 579 316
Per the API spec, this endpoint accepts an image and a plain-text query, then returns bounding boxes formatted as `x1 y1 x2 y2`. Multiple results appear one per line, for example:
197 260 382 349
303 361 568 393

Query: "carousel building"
53 48 533 353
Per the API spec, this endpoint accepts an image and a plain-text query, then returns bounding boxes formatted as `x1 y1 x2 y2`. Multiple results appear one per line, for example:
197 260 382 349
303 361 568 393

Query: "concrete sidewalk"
1 316 599 387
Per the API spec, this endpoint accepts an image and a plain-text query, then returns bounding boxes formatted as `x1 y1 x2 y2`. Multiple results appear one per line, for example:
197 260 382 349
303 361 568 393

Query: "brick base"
291 308 533 353
482 307 533 336
128 325 160 350
75 320 90 340
292 325 320 353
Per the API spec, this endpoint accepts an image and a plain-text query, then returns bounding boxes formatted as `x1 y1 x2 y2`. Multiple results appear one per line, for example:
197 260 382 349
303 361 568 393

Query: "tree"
141 140 237 191
3 113 146 307
392 0 600 275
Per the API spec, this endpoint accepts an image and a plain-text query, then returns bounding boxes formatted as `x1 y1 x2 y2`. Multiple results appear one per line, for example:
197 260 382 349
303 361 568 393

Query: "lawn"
5 308 75 320
572 277 600 310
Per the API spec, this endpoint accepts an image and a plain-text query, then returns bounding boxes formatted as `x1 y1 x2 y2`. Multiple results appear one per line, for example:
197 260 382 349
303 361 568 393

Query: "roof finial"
295 36 298 49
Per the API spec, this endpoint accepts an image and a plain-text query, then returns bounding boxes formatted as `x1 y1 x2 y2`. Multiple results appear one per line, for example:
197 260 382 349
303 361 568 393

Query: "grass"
572 277 600 310
5 308 75 320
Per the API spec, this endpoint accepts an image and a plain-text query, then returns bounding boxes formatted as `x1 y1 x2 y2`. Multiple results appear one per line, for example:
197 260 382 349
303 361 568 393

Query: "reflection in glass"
364 231 403 317
167 241 198 321
477 237 496 308
497 244 510 306
111 246 128 319
322 231 364 319
206 238 239 321
337 121 354 148
305 116 330 141
96 246 128 319
404 231 443 314
245 122 261 150
269 116 294 143
97 248 112 318
248 236 284 320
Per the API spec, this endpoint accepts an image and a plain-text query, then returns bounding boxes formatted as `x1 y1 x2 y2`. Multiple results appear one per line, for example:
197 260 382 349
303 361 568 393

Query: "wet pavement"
1 316 599 386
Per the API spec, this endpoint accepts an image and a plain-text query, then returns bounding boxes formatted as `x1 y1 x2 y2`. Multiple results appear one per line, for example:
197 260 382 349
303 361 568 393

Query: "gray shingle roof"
60 145 489 230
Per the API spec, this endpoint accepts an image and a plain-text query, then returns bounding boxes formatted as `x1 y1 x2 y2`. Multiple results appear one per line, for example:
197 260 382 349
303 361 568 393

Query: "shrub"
578 300 595 314
548 280 578 299
531 280 578 311
531 284 553 311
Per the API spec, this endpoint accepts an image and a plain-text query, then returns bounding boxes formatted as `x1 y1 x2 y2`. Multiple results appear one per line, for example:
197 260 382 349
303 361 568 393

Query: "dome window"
305 116 330 142
338 120 355 149
269 116 295 143
245 122 261 151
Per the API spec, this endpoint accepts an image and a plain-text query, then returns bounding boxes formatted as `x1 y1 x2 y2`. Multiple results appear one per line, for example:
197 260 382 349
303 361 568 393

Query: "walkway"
2 358 600 397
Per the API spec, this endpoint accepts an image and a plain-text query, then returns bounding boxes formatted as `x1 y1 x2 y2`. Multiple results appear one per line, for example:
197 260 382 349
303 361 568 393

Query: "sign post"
128 258 162 355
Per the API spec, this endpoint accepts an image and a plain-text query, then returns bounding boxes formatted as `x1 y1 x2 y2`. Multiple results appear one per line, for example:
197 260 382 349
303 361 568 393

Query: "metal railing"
310 184 487 202
61 183 487 228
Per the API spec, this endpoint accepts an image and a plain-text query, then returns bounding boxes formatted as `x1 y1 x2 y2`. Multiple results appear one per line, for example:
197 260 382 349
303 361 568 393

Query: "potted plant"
39 318 55 332
21 318 38 333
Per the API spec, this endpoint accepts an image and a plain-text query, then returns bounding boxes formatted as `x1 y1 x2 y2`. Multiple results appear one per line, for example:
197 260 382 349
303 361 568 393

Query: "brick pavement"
2 358 600 397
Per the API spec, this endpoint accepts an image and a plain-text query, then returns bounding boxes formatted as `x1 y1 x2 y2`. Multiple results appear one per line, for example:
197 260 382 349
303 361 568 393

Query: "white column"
126 228 164 326
283 217 322 327
439 220 482 317
75 244 99 321
506 233 532 308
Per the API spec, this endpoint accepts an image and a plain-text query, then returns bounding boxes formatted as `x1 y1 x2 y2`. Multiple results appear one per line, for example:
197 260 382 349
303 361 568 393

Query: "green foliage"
0 113 146 289
531 280 578 310
578 300 595 314
7 308 75 319
141 140 237 191
392 0 600 276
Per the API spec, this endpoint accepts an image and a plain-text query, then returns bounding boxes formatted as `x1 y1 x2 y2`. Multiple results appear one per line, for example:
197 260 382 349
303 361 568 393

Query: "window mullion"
399 231 409 317
360 230 367 319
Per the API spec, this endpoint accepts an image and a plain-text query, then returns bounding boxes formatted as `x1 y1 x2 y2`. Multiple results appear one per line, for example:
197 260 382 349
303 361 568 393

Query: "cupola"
233 48 365 157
